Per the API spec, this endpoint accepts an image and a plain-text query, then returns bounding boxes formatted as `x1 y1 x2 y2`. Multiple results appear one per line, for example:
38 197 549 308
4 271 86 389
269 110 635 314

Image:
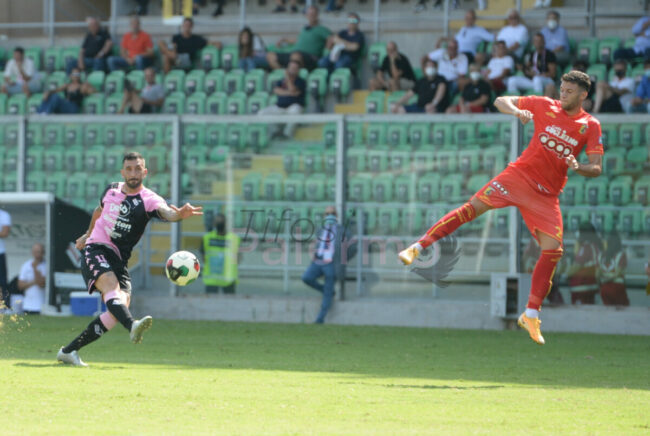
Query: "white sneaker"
130 316 153 344
57 347 88 367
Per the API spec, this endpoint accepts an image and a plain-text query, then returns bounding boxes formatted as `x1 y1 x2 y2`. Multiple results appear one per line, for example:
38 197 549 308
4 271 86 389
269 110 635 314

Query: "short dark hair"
14 47 24 55
287 59 302 69
123 151 144 163
561 70 591 92
348 12 360 22
548 10 560 19
183 17 193 26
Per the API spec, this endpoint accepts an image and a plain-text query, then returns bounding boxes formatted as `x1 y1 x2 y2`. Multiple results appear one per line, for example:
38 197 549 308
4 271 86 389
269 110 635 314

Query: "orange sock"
527 248 563 310
417 202 476 249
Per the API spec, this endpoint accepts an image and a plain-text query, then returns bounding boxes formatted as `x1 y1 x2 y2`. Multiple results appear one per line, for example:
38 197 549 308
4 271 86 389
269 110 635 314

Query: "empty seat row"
562 175 650 207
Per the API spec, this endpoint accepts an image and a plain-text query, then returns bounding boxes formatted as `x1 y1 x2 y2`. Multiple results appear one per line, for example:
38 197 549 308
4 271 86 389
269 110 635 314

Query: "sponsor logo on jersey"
539 133 574 159
545 125 578 147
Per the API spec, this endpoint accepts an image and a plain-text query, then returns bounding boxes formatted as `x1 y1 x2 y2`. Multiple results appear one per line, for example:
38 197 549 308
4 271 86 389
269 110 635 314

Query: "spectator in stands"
66 17 112 74
593 60 635 113
1 47 41 97
201 213 240 294
158 17 208 73
369 41 416 91
598 232 629 306
455 9 494 63
37 68 95 114
485 40 514 94
272 0 298 13
447 63 490 113
506 33 556 96
267 6 331 72
631 59 650 113
326 0 345 13
540 10 570 66
614 15 650 62
568 222 601 305
0 208 10 312
258 59 306 138
391 59 447 113
318 12 365 75
497 9 529 60
428 37 469 95
17 243 47 314
118 67 164 114
107 16 154 72
236 27 268 72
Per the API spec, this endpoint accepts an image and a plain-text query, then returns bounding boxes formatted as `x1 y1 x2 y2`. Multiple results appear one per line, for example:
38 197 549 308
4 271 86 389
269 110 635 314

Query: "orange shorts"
472 165 564 243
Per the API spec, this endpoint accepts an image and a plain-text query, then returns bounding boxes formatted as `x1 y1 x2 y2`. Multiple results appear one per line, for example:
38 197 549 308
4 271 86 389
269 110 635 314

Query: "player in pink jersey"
399 71 603 345
57 152 202 366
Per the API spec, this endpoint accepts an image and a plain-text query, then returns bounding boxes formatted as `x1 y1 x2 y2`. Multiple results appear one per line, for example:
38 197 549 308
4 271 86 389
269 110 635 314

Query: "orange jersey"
514 96 604 196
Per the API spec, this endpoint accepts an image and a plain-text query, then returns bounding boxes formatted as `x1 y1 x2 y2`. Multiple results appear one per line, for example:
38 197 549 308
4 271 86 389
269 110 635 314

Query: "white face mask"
425 66 436 77
547 19 558 30
469 71 481 81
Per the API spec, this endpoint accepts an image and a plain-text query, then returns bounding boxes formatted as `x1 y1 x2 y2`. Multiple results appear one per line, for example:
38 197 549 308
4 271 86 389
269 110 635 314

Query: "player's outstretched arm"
76 206 102 249
565 153 602 178
494 96 533 125
158 203 203 222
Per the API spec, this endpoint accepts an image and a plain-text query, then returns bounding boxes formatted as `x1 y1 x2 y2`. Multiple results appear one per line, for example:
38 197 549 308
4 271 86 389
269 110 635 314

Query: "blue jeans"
238 55 268 72
37 93 79 114
66 57 107 74
302 261 336 323
317 53 354 74
107 55 153 72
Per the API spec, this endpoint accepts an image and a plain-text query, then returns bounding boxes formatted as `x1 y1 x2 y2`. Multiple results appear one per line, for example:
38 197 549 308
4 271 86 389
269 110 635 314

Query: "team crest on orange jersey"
579 124 587 134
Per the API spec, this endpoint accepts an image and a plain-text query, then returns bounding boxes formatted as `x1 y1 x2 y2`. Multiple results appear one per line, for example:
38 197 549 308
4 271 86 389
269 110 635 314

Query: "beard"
561 99 579 111
125 178 142 189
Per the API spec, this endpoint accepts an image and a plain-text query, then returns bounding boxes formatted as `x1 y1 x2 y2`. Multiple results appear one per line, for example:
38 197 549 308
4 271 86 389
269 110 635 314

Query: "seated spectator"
107 16 154 72
568 222 601 305
540 10 570 66
267 6 331 72
506 33 556 96
272 0 298 13
158 17 208 73
318 12 365 75
1 47 41 97
447 63 490 113
631 59 650 113
38 68 95 114
455 9 494 63
391 59 447 113
119 67 165 114
485 40 514 94
17 243 46 315
258 60 306 138
65 17 112 74
369 41 416 91
598 231 629 306
593 60 635 113
614 15 650 62
428 37 469 94
497 9 529 60
236 27 268 72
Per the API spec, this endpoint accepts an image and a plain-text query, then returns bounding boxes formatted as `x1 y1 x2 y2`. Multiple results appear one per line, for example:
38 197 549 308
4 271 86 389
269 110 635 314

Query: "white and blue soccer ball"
165 251 200 286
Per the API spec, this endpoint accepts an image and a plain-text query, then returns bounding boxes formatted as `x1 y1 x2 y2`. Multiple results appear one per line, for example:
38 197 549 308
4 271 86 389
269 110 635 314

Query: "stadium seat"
105 146 126 172
199 46 220 71
385 91 408 113
625 147 647 174
3 171 17 192
164 70 185 94
163 92 186 114
224 69 245 95
302 145 324 173
522 122 534 145
208 145 229 164
104 70 125 95
143 123 165 146
365 91 385 114
436 148 458 173
227 125 246 150
609 176 632 206
262 173 283 201
206 92 227 115
367 146 389 173
183 124 205 147
366 123 387 146
431 123 452 147
7 94 26 115
184 69 205 95
585 177 608 205
346 123 364 146
85 147 105 173
44 145 64 172
204 69 225 94
86 70 105 92
453 122 476 145
64 124 83 146
618 123 641 148
466 174 489 197
322 123 337 147
644 210 650 235
305 173 326 201
247 124 268 150
246 91 268 115
147 146 168 172
440 173 464 203
185 91 206 114
390 146 411 173
633 176 650 205
25 171 44 192
103 124 123 146
44 171 66 197
220 44 239 72
376 207 399 233
368 42 386 72
618 208 642 235
4 124 18 146
61 46 79 69
347 146 367 172
25 47 42 71
266 69 285 92
206 124 227 146
458 145 480 173
84 124 104 147
148 174 170 198
63 146 84 172
83 94 105 114
104 94 123 114
492 209 509 235
26 145 43 171
244 69 265 96
413 149 435 173
85 173 108 201
0 94 6 115
124 124 143 147
560 177 585 206
282 146 301 173
402 208 424 234
483 145 506 174
27 94 42 114
324 148 336 174
600 123 618 147
497 123 511 145
602 147 626 175
65 172 87 200
477 122 499 145
44 47 62 72
409 123 430 148
394 174 416 202
226 91 247 115
586 63 607 85
591 208 615 234
284 173 305 201
598 37 621 65
387 123 409 147
307 68 328 103
349 174 372 202
126 70 145 90
185 146 208 169
26 124 43 147
329 68 351 101
565 209 590 233
577 38 599 65
417 173 440 203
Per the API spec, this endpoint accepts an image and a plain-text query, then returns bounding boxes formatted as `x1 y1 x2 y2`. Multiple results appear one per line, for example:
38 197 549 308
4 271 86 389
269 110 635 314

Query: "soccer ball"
165 251 200 286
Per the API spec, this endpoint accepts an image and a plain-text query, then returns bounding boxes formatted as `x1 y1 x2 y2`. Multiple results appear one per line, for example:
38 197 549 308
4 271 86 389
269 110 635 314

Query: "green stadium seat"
366 123 387 146
349 174 372 202
0 94 7 115
83 94 105 114
183 124 205 146
224 69 245 95
302 145 323 173
147 145 168 172
86 173 108 201
453 122 476 145
26 145 44 171
602 147 626 175
329 68 351 101
618 208 642 235
458 145 480 173
44 145 64 172
591 208 615 234
84 124 104 147
105 147 126 173
199 46 220 71
63 146 84 172
45 171 67 197
586 63 607 85
62 46 79 69
609 176 633 206
105 70 125 95
322 123 337 148
143 123 164 146
244 69 265 96
204 69 225 94
124 124 144 147
86 70 105 91
522 122 534 145
27 94 42 114
226 91 247 115
565 209 590 233
431 123 452 147
409 123 430 148
247 91 268 114
4 124 18 146
3 171 17 192
206 92 227 115
644 210 650 235
368 42 387 72
560 177 585 206
266 69 285 92
376 206 399 233
497 123 511 145
367 146 389 173
164 70 185 94
241 173 262 201
305 174 326 201
26 124 43 147
390 146 411 173
64 124 83 146
262 173 283 201
413 149 435 172
65 172 87 200
184 69 205 95
226 125 246 150
394 174 416 202
387 123 409 147
85 146 105 173
483 145 506 174
24 47 42 71
402 208 423 234
44 47 62 72
185 146 208 169
625 147 647 174
466 174 490 197
477 122 499 145
163 92 186 114
307 68 328 102
282 146 301 173
347 145 367 172
284 173 305 201
584 177 608 205
104 94 123 114
359 208 377 233
185 91 206 114
440 173 464 203
206 124 227 146
577 38 599 65
436 148 458 173
600 123 618 147
7 94 26 115
634 176 650 205
346 123 364 146
492 209 509 235
126 70 145 90
208 145 229 163
417 173 440 203
618 123 641 148
148 174 170 198
221 44 239 72
103 124 123 147
598 37 621 65
365 91 385 114
324 149 336 174
25 171 45 192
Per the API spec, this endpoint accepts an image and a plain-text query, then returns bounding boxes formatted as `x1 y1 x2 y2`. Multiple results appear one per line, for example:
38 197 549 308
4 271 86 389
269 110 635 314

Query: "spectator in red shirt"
108 16 154 72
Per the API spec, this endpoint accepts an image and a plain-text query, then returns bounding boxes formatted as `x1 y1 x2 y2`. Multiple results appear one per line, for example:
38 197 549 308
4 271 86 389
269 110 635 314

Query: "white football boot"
130 316 153 344
57 347 89 367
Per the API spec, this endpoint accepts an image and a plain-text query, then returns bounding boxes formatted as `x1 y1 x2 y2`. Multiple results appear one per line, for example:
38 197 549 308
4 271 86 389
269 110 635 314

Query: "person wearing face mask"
318 12 365 75
630 59 650 113
202 213 241 295
540 10 570 67
259 59 306 138
506 33 556 96
391 59 447 113
446 63 490 113
428 38 469 95
593 60 635 113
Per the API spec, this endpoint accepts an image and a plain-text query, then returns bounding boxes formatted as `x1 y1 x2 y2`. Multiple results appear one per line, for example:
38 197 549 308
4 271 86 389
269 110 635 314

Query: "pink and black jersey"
86 182 167 262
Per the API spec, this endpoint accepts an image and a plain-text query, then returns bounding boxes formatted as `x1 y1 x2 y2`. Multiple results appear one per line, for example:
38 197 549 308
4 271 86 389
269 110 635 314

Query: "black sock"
62 317 108 353
106 298 135 331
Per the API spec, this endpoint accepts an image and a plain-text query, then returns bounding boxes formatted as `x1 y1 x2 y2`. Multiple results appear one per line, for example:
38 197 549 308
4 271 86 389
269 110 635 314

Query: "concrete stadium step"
334 90 368 114
293 125 324 141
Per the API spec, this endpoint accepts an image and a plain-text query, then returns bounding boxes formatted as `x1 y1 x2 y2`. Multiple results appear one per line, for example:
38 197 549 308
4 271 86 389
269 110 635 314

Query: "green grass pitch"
1 315 649 435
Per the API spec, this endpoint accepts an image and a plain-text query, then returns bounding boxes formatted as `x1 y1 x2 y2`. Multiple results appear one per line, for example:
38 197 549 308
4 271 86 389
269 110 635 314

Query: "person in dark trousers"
65 17 112 74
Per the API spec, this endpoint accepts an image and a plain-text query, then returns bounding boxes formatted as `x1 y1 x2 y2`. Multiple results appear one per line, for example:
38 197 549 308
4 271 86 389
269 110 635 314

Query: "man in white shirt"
594 60 636 113
428 38 469 95
455 9 494 63
18 243 47 314
486 40 514 93
540 10 570 66
1 47 41 97
506 33 557 95
0 208 11 311
497 9 529 60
